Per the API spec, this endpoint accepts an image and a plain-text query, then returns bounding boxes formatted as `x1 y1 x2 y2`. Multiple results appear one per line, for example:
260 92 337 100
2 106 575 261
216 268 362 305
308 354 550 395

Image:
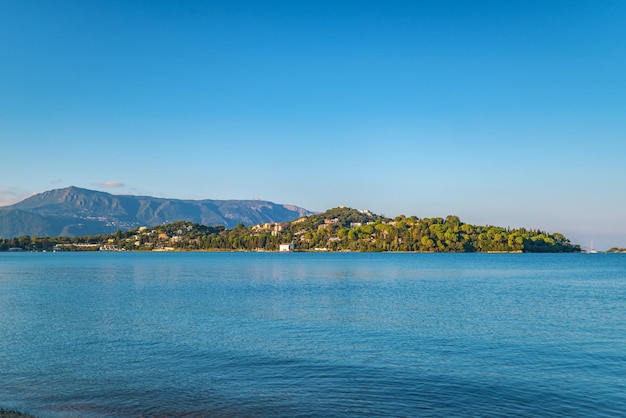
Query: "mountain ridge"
0 186 313 238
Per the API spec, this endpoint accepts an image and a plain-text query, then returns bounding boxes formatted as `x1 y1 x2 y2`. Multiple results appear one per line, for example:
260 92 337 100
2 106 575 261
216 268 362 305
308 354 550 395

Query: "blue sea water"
0 252 625 417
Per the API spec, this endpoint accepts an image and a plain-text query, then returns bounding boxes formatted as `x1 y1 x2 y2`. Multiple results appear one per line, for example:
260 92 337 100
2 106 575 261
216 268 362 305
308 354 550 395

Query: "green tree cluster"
0 207 580 253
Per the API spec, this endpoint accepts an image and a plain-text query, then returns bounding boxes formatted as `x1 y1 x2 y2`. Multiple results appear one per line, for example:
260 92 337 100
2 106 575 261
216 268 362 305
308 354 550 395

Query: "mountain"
0 187 313 238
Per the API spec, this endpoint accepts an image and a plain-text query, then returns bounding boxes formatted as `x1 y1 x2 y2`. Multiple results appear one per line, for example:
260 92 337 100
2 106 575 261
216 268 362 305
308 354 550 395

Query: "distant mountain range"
0 186 313 238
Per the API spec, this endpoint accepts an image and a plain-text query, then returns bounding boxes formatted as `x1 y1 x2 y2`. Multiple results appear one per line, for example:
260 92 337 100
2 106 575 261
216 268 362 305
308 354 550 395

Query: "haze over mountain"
0 187 312 238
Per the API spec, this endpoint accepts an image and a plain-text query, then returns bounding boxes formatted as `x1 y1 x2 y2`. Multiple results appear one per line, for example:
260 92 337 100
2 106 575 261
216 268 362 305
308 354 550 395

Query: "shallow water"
1 252 625 417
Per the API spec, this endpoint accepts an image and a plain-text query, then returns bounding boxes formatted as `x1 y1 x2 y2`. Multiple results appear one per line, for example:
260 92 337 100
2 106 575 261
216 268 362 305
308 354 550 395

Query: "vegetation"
0 207 580 253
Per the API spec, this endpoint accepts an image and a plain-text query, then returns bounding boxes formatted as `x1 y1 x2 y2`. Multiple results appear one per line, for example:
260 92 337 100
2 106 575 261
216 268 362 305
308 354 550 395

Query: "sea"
1 252 625 417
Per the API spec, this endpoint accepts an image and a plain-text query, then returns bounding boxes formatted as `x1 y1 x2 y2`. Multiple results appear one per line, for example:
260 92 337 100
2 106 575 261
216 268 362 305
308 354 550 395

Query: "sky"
1 1 625 250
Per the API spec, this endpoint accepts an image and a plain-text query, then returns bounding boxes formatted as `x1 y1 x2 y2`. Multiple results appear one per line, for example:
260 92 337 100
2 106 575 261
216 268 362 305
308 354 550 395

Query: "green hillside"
1 207 580 253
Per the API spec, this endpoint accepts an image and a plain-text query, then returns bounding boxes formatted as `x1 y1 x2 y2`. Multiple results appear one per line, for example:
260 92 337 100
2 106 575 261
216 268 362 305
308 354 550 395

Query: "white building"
279 243 294 252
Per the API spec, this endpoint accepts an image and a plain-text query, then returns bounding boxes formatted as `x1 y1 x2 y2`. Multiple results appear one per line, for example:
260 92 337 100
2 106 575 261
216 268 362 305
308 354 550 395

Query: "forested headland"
0 206 580 253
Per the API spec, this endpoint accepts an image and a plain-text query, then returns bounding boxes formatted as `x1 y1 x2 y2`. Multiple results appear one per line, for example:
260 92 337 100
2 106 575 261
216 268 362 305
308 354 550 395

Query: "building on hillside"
252 222 285 237
279 243 294 252
271 223 284 237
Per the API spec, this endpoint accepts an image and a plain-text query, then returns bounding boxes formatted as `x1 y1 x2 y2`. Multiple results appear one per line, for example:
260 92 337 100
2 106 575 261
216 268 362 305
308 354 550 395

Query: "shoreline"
2 248 581 254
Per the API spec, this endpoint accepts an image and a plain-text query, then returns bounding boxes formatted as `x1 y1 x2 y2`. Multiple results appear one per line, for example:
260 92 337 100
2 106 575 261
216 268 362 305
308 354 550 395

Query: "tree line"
0 207 580 253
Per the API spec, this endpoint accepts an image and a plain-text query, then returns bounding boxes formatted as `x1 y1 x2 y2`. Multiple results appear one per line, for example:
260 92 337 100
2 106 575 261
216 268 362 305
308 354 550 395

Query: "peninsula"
1 206 580 253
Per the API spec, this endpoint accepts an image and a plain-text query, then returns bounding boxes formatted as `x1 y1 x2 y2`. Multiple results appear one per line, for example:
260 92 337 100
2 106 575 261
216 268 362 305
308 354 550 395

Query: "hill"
1 206 581 253
0 186 312 238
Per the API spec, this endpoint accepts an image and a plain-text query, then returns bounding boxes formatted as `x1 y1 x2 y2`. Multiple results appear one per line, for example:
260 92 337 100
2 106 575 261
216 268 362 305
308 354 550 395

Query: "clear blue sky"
1 1 625 249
